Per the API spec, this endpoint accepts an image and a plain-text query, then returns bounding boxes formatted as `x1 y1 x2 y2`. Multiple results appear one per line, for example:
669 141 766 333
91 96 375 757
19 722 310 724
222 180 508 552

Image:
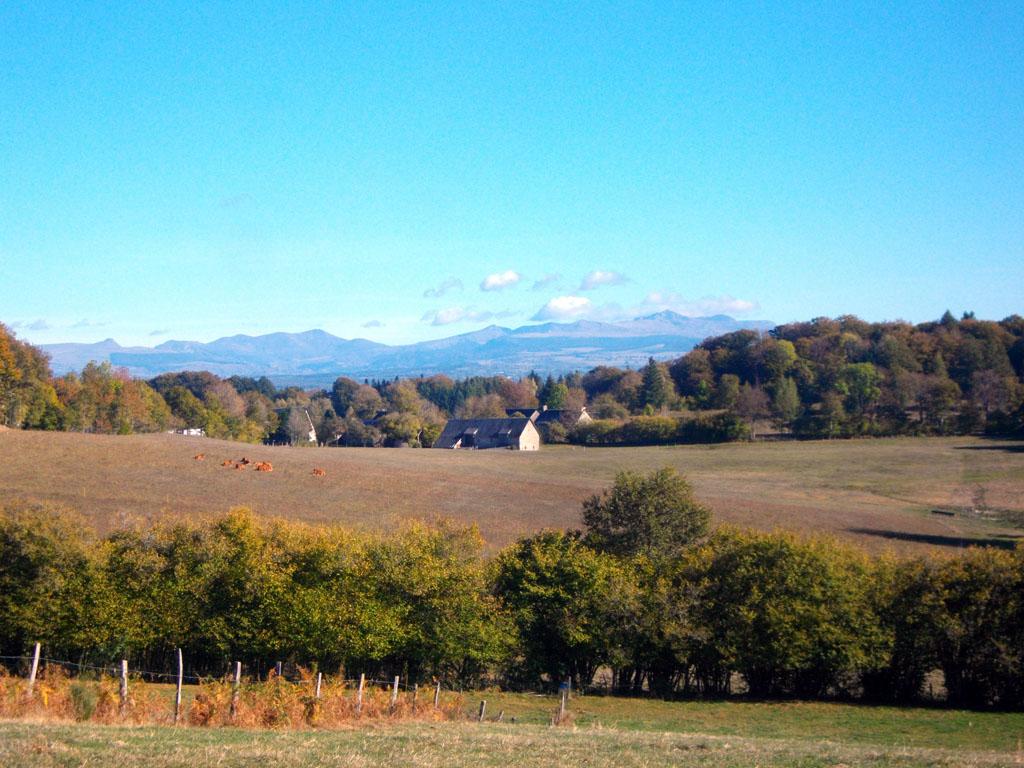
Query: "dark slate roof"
433 418 537 449
535 408 588 424
505 407 540 421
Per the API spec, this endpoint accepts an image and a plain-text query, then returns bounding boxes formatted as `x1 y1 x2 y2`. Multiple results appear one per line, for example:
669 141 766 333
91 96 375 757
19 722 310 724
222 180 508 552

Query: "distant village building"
505 405 594 427
169 427 206 437
303 409 318 443
433 418 540 450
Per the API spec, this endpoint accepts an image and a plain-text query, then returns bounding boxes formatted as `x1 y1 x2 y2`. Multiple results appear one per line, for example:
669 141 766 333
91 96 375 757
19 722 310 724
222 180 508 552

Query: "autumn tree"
0 325 24 425
735 383 769 436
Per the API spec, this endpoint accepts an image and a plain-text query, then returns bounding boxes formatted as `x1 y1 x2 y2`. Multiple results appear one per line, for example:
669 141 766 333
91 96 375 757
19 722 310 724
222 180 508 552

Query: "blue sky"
1 2 1022 347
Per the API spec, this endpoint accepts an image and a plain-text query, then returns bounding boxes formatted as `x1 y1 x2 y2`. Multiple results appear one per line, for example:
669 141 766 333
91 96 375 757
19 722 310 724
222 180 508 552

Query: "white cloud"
361 319 385 328
642 292 760 317
480 270 522 291
422 306 496 326
531 273 562 291
71 318 109 329
26 319 51 331
532 295 593 321
149 328 171 336
423 277 463 299
580 270 628 290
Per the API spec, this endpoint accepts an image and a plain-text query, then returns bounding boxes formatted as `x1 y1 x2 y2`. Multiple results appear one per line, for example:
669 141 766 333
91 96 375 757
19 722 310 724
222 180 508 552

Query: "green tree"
370 522 513 684
684 530 882 698
640 358 672 410
163 385 208 428
758 339 797 383
0 502 99 659
862 556 942 703
378 411 423 446
20 381 65 430
716 374 740 410
538 375 569 409
932 547 1021 708
836 362 882 417
330 376 361 416
582 467 710 559
771 377 801 428
491 530 634 690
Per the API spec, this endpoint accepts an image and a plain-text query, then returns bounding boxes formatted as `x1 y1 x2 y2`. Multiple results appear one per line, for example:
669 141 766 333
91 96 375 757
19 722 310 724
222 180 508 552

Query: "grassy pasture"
3 695 1024 767
1 429 1022 552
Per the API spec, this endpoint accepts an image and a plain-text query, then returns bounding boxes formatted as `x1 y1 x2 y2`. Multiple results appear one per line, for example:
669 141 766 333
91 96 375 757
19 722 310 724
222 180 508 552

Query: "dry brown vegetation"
0 668 461 729
1 430 1022 552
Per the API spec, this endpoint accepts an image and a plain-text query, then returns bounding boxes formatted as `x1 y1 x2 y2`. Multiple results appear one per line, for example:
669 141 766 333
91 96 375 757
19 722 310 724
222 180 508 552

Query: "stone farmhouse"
433 417 540 450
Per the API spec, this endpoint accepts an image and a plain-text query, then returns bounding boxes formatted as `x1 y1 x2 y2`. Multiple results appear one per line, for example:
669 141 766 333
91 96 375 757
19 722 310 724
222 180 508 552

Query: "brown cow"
234 463 244 470
193 453 205 461
239 458 251 465
312 467 326 477
254 462 273 472
221 460 233 467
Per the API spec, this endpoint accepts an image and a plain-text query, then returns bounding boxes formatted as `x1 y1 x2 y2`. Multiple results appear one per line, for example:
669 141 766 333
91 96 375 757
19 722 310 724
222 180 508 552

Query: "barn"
432 418 540 450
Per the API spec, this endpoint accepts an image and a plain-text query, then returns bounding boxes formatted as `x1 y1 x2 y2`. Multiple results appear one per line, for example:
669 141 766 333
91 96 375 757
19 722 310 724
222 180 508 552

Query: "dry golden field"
1 429 1022 553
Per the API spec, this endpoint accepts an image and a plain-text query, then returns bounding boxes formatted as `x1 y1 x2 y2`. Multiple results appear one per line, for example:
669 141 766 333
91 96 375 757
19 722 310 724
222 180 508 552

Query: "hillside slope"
1 430 1021 552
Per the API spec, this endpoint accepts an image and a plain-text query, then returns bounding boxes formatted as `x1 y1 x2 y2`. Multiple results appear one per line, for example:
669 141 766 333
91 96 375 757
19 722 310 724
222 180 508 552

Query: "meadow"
1 429 1022 552
2 694 1023 767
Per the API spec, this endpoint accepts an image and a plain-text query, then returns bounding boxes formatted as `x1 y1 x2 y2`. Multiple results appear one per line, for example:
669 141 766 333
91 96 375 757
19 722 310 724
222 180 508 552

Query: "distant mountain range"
42 312 773 386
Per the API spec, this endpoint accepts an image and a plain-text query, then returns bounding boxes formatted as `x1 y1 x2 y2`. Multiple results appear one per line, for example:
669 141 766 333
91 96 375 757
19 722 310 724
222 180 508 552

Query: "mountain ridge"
41 312 773 385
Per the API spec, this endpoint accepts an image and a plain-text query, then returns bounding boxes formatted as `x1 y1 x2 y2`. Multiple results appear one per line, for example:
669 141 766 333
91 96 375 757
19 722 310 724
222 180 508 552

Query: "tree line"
3 469 1022 709
661 311 1024 439
3 310 1023 445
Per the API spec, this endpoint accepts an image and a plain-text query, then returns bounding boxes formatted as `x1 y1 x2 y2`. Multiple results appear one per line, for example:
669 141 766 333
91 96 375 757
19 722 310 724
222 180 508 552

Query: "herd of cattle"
193 453 326 477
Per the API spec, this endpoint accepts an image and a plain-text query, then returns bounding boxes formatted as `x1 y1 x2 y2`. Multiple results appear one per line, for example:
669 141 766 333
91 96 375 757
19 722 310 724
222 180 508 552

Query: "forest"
2 468 1023 710
2 311 1023 445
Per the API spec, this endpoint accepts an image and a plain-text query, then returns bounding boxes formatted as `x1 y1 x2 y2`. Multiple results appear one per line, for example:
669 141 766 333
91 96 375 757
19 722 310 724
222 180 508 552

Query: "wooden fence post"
411 683 418 710
315 672 323 700
230 661 241 720
119 660 129 712
477 699 486 722
433 680 441 709
27 642 41 697
558 688 567 724
174 648 184 725
274 661 282 679
356 673 365 715
390 675 400 711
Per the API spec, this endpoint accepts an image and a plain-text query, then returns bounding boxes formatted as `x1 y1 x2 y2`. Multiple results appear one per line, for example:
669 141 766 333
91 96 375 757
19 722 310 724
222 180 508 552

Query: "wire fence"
0 645 492 731
0 652 429 691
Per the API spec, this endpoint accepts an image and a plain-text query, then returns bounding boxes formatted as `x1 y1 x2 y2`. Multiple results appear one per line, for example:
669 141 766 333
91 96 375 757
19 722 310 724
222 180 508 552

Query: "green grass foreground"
3 697 1024 767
